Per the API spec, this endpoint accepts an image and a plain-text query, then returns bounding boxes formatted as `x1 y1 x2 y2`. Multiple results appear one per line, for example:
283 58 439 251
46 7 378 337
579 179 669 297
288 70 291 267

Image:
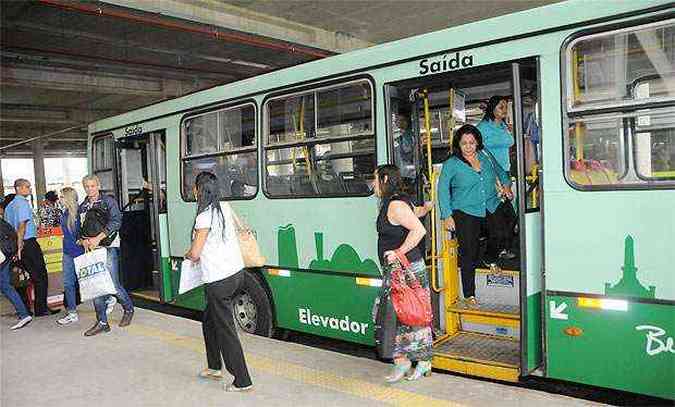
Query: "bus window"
634 108 675 181
92 134 115 196
564 20 675 188
566 20 675 111
566 115 625 186
181 103 257 200
264 80 375 197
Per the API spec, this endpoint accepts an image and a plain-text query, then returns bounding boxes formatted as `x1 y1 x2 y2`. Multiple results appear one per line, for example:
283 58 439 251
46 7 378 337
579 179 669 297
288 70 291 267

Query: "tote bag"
389 252 432 327
231 209 266 268
73 248 117 302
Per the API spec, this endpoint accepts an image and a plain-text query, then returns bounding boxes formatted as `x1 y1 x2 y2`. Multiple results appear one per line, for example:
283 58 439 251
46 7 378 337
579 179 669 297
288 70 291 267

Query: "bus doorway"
385 59 542 381
115 131 167 302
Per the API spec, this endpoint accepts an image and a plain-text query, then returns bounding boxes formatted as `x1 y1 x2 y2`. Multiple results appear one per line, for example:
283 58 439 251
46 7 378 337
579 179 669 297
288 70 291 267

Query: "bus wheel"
233 271 274 337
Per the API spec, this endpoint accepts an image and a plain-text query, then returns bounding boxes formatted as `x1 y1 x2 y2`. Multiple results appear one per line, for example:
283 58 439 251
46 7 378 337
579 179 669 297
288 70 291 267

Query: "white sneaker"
10 316 32 330
56 312 79 326
106 297 117 315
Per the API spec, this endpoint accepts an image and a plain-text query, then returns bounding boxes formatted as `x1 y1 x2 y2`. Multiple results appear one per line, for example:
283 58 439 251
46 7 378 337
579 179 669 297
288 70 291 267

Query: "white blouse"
194 203 244 283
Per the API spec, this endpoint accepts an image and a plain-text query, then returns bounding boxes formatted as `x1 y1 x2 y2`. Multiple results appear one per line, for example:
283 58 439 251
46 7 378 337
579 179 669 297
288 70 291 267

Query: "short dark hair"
45 191 58 203
375 164 405 201
451 124 484 159
13 178 30 189
482 95 508 122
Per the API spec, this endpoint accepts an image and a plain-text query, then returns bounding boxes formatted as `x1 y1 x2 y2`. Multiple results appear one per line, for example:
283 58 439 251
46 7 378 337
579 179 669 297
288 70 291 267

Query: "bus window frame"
630 107 675 182
262 76 377 199
561 17 675 191
179 100 259 203
91 132 117 196
564 18 675 114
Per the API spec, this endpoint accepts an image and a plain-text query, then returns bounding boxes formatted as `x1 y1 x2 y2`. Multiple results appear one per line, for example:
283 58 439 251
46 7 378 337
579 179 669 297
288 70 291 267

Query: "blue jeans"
93 247 133 324
62 253 78 313
0 260 30 319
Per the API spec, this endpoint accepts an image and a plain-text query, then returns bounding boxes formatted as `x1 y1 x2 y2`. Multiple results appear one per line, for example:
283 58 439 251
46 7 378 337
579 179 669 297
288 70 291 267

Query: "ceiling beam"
5 21 273 71
0 64 186 97
38 0 339 56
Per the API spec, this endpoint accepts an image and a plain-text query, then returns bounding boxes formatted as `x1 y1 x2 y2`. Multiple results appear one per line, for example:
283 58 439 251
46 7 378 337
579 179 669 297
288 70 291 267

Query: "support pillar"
32 140 47 205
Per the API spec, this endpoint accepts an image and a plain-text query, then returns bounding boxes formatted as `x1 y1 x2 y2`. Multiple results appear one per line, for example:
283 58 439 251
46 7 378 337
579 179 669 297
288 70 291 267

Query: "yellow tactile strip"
126 323 463 407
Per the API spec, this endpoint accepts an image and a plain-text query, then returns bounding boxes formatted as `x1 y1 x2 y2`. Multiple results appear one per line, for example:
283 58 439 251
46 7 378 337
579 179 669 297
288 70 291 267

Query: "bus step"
475 266 520 275
448 301 519 319
432 332 519 382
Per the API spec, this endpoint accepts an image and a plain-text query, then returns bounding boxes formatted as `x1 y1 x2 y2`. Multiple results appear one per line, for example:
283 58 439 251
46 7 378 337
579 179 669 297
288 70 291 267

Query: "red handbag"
389 252 432 327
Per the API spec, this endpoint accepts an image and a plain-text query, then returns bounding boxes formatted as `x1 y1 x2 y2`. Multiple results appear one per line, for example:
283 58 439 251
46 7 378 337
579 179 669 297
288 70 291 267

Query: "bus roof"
89 0 671 133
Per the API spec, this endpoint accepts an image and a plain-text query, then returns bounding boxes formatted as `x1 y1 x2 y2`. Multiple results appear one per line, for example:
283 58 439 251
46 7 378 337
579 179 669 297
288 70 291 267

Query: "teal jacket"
477 119 513 172
437 151 511 219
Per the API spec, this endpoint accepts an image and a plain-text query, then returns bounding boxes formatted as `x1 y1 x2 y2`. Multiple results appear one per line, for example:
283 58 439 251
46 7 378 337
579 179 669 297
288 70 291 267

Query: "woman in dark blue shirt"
437 125 512 305
56 187 84 326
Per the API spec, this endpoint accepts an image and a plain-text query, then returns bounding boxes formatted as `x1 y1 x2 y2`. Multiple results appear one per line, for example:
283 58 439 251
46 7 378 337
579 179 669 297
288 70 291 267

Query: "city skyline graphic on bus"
604 235 656 299
277 224 379 274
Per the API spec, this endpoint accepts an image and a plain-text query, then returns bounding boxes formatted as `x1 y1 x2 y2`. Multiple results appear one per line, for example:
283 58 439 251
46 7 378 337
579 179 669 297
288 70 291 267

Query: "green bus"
87 0 674 399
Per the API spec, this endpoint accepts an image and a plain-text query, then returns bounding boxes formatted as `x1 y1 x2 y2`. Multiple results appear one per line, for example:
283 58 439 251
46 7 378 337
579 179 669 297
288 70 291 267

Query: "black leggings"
453 210 504 298
21 238 49 315
202 271 252 388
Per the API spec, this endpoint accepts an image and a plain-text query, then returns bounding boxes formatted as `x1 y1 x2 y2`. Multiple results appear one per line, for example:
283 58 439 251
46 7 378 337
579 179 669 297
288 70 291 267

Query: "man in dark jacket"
78 174 134 336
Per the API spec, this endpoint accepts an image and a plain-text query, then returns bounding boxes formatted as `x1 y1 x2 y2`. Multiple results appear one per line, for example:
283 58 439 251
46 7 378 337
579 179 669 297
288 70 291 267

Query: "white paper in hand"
179 259 203 294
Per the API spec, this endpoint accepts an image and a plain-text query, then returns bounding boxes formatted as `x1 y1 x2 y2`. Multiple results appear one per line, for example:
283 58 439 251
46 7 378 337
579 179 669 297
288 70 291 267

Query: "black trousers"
202 271 252 388
454 210 503 298
21 238 49 315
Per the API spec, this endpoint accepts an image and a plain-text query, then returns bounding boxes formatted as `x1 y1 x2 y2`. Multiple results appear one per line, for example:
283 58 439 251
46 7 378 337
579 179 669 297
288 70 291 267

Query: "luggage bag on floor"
372 273 397 360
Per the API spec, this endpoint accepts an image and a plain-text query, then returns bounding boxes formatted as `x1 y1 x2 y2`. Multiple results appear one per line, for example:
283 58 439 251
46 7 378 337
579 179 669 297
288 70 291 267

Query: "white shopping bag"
74 248 117 302
179 259 203 294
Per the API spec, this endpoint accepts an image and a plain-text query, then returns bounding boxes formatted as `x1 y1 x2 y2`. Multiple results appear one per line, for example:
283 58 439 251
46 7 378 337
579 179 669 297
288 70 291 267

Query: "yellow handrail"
422 89 445 293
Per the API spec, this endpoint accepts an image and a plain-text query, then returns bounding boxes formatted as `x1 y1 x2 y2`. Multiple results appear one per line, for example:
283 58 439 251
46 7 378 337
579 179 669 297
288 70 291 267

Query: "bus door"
385 59 543 381
115 131 167 302
512 61 544 375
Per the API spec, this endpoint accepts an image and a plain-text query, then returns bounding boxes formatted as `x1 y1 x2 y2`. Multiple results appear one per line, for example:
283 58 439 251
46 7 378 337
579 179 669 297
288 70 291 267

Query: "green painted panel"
527 292 543 371
546 295 675 399
264 270 379 346
167 257 206 311
160 257 172 302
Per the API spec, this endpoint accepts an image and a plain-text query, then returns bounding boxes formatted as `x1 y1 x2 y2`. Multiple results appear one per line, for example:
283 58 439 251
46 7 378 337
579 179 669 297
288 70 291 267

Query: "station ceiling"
0 0 561 158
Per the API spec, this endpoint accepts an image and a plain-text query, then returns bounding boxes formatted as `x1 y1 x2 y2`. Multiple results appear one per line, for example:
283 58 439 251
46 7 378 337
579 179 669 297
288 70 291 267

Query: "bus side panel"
546 295 674 399
543 192 675 398
263 270 379 346
525 213 544 371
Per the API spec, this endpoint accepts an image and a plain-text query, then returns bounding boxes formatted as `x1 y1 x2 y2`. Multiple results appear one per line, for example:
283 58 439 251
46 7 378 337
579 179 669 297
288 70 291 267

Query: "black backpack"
81 206 117 246
0 218 18 257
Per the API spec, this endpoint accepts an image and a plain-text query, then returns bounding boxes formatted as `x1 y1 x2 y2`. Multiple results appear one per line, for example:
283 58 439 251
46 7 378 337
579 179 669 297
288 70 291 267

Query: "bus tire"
233 271 275 337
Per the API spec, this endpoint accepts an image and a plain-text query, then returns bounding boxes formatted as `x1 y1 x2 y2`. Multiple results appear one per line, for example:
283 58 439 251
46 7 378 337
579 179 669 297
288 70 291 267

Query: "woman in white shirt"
185 171 253 392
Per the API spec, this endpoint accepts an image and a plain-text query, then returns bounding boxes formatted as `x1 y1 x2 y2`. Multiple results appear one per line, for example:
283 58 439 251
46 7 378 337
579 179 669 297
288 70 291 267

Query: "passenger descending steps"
430 238 521 382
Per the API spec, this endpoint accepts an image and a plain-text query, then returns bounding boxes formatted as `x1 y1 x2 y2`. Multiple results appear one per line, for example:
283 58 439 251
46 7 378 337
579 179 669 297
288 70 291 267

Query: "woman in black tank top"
374 164 433 383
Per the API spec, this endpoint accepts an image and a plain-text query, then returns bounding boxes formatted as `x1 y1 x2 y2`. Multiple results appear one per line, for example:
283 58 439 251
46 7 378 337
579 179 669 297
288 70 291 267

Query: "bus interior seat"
340 172 370 194
316 168 346 195
569 159 619 185
290 173 317 195
266 175 292 195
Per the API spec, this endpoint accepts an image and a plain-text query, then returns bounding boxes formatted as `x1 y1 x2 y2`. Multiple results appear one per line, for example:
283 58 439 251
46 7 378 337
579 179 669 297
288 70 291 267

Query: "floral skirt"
392 258 433 362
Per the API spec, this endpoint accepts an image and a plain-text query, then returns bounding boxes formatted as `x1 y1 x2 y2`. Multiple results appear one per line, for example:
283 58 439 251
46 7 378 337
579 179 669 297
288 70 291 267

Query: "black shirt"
376 194 423 266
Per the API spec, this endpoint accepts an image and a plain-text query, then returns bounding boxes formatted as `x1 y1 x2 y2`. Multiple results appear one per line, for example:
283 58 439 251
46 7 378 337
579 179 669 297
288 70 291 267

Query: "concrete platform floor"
0 300 603 407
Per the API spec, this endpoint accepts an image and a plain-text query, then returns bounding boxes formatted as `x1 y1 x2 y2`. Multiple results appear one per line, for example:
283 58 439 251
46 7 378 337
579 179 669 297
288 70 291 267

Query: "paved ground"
0 299 603 407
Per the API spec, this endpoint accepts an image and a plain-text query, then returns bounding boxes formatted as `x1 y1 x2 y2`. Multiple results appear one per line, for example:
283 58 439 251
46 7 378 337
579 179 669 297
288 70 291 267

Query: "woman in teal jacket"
477 95 513 173
437 124 512 304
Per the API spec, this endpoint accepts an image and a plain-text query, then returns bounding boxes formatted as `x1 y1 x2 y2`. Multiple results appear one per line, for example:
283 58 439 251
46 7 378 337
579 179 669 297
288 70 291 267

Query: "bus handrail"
422 89 446 294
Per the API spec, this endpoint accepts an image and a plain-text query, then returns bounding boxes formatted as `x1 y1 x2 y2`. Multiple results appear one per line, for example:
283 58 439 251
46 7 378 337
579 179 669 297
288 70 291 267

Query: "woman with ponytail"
186 171 253 392
56 187 84 326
